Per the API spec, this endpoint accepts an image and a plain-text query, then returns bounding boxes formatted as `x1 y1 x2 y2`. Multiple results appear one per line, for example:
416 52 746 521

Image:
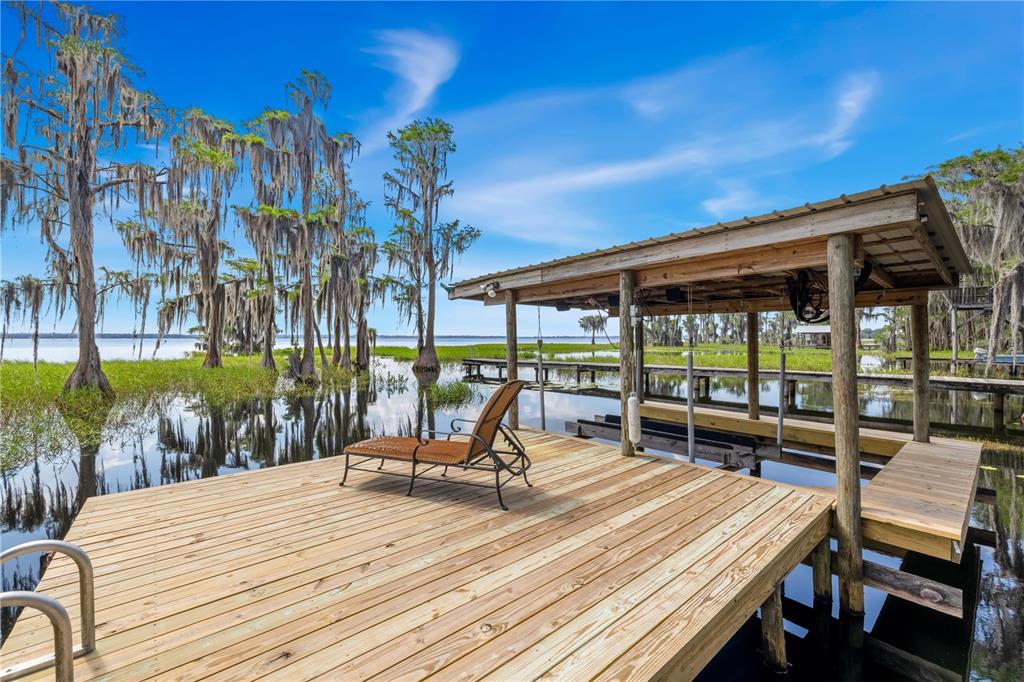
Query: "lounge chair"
341 380 531 510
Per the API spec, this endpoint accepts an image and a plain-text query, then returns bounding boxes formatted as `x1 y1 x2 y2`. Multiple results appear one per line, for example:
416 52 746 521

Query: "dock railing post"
619 271 636 456
505 290 519 429
827 233 865 617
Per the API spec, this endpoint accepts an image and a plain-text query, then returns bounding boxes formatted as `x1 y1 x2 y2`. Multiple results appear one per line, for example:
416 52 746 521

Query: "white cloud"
702 183 768 219
362 29 459 152
812 71 879 158
449 66 880 245
943 124 999 144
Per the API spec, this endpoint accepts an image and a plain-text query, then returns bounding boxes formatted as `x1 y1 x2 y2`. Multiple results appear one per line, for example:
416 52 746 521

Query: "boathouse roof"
448 177 972 315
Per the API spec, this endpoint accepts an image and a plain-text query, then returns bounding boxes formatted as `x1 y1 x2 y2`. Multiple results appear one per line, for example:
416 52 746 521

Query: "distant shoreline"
3 333 611 340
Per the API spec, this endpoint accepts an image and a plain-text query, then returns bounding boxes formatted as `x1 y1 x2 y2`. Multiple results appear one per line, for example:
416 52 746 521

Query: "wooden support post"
747 311 760 420
828 233 864 616
994 392 1005 434
950 306 958 373
619 271 636 456
504 290 519 429
760 582 787 673
635 316 645 403
812 538 832 604
911 302 930 443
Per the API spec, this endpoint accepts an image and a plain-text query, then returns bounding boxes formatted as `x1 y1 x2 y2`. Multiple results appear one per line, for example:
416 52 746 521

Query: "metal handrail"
0 592 74 682
1 540 95 681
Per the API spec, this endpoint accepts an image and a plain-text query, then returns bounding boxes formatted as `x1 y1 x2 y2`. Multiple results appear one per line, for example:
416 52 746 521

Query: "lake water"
0 354 1020 679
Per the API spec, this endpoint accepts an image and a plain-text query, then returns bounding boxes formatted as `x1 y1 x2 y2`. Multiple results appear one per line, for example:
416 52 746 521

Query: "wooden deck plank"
639 400 910 457
0 430 835 682
862 438 983 562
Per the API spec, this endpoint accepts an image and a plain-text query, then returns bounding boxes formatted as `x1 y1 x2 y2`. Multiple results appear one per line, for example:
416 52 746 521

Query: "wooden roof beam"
450 192 920 298
506 240 830 305
907 217 954 285
607 287 931 316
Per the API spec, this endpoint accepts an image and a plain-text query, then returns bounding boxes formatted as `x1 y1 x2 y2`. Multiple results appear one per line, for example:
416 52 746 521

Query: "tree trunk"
296 230 317 382
340 299 352 370
355 312 370 370
260 265 276 372
203 283 225 368
415 271 439 371
63 159 111 394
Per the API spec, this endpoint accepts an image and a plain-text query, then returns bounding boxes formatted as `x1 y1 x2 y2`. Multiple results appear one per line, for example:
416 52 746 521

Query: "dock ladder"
1 540 95 682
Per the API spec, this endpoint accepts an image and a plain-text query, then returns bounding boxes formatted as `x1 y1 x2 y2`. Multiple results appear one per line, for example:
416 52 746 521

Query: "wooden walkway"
2 430 832 681
640 400 983 562
463 357 1024 395
862 439 982 562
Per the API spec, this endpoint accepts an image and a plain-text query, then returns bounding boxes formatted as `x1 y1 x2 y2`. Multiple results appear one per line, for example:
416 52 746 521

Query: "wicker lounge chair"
341 380 531 510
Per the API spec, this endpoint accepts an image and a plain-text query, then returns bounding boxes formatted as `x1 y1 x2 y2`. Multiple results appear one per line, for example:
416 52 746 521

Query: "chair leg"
340 451 350 486
442 466 448 477
378 458 385 470
522 467 532 488
407 460 417 496
495 470 509 511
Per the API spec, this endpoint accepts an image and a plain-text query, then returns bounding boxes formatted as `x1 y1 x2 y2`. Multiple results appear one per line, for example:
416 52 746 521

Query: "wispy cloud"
452 68 879 243
361 29 459 152
701 182 770 219
943 123 1000 144
811 71 879 157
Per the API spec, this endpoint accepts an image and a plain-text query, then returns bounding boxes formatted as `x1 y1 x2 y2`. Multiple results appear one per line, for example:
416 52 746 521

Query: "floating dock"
2 429 832 681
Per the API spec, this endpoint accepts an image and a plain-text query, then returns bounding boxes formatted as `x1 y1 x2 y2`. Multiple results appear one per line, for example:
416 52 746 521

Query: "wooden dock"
462 357 1024 396
639 400 983 562
1 430 832 681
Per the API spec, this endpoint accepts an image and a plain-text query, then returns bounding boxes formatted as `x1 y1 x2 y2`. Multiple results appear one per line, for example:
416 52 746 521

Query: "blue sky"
2 1 1021 336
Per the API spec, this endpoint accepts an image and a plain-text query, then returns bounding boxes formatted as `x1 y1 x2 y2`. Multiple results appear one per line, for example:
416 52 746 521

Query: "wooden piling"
827 233 864 616
811 538 832 604
911 302 930 443
747 311 760 420
760 582 787 673
635 316 645 403
619 271 636 456
505 290 519 429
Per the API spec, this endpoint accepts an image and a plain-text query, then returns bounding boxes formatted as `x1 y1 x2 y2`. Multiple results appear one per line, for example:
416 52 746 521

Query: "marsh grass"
428 380 477 409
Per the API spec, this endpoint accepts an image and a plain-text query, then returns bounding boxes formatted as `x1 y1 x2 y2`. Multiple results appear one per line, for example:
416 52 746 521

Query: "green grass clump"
428 380 476 409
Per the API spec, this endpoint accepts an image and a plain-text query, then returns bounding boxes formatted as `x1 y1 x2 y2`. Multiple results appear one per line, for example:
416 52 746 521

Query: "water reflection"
0 357 1021 679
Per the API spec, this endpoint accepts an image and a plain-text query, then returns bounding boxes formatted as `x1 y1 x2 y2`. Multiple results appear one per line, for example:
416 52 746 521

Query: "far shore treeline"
1 1 1022 404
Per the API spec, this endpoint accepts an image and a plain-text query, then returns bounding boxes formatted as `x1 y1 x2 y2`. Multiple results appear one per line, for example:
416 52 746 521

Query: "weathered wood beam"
760 582 787 673
607 287 931 316
450 193 920 298
505 290 519 429
505 240 829 306
828 233 865 616
866 260 898 288
811 538 832 604
619 271 635 456
747 311 760 420
911 303 930 442
908 218 954 284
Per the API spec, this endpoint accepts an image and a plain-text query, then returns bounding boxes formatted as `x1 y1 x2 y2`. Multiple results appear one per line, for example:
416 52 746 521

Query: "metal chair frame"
341 420 532 510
